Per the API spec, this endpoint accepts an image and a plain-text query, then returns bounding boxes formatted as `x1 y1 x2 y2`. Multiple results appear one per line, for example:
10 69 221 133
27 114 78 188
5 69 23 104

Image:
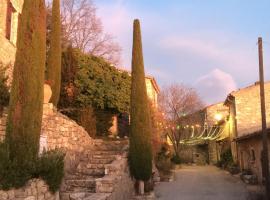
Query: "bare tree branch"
158 83 204 122
59 0 121 65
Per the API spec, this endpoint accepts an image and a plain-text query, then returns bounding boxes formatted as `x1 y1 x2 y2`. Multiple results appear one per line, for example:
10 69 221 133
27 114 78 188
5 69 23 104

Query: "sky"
95 0 270 104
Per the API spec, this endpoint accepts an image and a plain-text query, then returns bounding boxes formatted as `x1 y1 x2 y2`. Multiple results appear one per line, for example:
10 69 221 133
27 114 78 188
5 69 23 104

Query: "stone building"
110 71 160 136
145 75 160 108
178 102 230 165
224 81 270 183
0 0 23 82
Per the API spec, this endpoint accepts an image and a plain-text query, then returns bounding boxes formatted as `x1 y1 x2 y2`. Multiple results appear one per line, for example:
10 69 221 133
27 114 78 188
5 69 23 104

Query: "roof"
234 128 270 142
145 75 160 93
225 81 270 105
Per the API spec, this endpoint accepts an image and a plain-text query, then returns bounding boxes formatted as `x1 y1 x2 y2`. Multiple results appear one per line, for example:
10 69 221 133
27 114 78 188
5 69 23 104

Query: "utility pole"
258 37 270 200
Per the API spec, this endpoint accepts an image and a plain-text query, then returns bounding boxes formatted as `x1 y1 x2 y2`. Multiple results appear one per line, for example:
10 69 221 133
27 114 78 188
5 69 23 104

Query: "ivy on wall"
59 48 131 136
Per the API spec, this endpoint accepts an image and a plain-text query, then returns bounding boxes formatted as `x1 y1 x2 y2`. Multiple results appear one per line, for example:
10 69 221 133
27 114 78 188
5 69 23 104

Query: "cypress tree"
47 0 61 106
129 19 153 182
6 0 46 169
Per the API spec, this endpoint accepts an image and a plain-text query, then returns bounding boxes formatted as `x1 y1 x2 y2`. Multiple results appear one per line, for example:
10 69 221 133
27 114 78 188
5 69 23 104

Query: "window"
250 149 256 162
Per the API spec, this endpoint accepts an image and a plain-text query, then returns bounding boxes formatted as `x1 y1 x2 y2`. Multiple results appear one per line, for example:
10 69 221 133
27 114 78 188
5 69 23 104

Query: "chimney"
255 81 260 85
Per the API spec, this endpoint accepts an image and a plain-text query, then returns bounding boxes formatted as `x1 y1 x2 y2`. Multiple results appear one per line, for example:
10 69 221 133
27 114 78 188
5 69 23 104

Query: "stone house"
0 0 23 82
145 75 160 108
110 71 160 136
178 102 230 165
224 82 270 183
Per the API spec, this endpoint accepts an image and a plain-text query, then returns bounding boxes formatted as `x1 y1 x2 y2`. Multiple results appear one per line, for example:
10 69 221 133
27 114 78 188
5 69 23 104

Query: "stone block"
7 190 15 199
24 196 36 200
69 192 86 200
37 194 45 200
0 191 8 200
14 189 28 198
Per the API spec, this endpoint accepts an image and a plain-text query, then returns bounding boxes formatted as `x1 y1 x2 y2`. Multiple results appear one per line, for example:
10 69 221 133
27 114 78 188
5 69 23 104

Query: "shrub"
0 142 34 190
0 143 65 193
156 143 172 175
171 154 181 164
36 149 65 193
217 149 234 168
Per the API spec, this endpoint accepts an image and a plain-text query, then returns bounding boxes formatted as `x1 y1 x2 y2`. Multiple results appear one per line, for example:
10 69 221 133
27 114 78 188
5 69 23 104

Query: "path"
155 165 249 200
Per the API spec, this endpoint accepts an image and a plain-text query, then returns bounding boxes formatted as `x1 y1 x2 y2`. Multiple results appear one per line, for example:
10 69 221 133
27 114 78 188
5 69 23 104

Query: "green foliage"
217 149 233 168
5 0 46 176
74 50 131 113
0 63 9 112
171 154 181 164
128 19 153 181
78 107 96 138
47 0 62 106
0 143 65 193
59 48 131 136
0 142 33 189
95 109 113 137
36 149 65 193
155 143 172 174
59 46 78 109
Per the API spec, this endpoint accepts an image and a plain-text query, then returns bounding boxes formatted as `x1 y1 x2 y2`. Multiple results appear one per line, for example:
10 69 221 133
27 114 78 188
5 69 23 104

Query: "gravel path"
155 165 249 200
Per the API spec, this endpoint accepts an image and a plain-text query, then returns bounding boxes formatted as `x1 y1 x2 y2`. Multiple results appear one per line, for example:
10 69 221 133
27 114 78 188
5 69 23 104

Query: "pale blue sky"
96 0 270 104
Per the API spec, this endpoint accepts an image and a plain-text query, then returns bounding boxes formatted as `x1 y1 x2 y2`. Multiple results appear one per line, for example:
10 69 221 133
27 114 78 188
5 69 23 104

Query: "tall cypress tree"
6 0 46 167
47 0 61 106
129 19 153 182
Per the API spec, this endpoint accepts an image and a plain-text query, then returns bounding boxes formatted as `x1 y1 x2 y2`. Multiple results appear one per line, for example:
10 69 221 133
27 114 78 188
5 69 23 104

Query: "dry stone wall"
0 179 59 200
95 153 134 200
0 105 135 200
1 103 93 150
0 103 94 172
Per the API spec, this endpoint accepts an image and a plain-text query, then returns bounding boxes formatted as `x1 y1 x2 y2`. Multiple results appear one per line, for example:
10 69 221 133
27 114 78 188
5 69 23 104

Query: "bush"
171 154 181 164
217 149 234 169
0 143 65 193
36 149 65 193
156 143 172 175
0 142 34 190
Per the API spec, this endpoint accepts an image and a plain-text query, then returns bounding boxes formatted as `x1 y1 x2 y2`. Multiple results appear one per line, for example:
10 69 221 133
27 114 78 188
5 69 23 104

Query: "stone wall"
0 0 23 83
237 136 270 183
96 154 134 200
0 34 16 64
145 77 158 107
0 105 135 199
205 102 229 126
0 179 59 200
0 103 94 172
232 82 270 137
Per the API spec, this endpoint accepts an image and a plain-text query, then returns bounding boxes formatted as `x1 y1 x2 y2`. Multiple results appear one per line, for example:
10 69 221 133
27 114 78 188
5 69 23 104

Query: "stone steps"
77 168 105 177
64 179 96 193
62 192 111 200
60 139 129 200
84 193 111 200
